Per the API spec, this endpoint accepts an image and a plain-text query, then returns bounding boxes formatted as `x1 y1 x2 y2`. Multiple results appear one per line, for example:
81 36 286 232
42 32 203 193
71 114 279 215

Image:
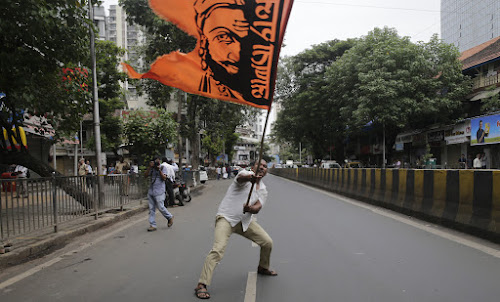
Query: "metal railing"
473 73 500 90
0 174 148 240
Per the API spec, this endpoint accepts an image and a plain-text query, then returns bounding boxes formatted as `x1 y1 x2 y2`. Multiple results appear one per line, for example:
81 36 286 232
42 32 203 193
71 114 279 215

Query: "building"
441 0 500 52
108 5 149 109
93 6 107 40
389 36 500 169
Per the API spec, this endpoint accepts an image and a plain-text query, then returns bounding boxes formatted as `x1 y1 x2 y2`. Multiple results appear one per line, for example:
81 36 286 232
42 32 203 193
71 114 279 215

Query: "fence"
0 174 148 240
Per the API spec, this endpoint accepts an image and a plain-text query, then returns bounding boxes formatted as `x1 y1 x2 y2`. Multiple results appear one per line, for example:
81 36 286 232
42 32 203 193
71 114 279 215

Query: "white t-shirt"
161 162 176 182
217 170 268 232
130 165 139 174
15 165 28 178
473 157 481 168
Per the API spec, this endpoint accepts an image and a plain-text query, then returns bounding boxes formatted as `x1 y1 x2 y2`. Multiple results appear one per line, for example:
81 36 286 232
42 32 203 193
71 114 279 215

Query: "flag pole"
243 107 272 212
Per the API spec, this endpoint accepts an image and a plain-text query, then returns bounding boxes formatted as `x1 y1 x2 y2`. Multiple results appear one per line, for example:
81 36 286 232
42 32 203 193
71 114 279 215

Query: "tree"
272 39 356 161
196 98 255 166
86 40 127 153
326 27 471 159
122 109 178 164
0 0 95 173
480 85 500 112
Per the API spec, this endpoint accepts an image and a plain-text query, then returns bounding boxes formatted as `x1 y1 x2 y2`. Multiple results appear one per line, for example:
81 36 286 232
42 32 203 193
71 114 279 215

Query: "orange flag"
123 0 294 110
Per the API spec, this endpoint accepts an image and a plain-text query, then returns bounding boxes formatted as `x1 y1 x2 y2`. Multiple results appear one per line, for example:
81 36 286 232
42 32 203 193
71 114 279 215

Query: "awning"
469 88 500 102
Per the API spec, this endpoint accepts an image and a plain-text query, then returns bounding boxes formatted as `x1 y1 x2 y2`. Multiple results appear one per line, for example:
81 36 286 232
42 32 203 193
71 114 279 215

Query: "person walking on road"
194 159 277 299
145 158 174 231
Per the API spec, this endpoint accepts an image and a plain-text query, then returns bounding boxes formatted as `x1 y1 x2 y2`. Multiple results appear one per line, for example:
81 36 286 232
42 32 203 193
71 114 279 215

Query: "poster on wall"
471 114 500 146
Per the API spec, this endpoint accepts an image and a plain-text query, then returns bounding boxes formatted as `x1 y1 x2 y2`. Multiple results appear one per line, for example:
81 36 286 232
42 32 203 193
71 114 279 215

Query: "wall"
270 168 500 243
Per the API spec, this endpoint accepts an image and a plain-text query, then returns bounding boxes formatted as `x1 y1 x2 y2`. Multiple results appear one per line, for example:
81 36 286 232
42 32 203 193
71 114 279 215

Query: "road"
0 174 499 301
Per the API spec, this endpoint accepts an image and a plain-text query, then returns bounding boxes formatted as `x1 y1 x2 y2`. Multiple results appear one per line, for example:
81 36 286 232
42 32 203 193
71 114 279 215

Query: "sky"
101 0 441 57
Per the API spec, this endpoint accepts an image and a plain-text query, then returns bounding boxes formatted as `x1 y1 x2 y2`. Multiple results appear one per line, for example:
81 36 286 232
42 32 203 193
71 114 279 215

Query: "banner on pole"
123 0 294 110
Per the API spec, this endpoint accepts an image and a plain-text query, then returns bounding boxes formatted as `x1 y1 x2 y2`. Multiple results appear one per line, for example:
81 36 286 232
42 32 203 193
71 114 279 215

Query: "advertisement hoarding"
471 114 500 146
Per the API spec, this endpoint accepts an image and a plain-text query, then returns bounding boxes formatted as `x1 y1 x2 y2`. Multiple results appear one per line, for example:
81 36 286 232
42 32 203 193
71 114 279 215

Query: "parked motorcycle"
173 177 191 204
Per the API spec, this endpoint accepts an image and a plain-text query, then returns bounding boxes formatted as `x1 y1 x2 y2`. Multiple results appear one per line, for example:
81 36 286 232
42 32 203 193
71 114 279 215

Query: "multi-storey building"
93 6 107 40
441 0 500 52
108 5 148 109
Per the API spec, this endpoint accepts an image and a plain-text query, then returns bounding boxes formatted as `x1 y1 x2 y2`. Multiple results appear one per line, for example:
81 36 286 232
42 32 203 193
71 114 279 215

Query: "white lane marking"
0 217 144 290
244 271 257 302
290 179 500 259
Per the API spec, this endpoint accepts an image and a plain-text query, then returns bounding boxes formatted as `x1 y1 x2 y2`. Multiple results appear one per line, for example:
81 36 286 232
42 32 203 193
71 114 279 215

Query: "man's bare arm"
243 200 262 214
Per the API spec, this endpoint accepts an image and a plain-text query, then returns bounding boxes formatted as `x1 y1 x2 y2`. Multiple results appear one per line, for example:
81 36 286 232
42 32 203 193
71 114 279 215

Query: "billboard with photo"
471 114 500 146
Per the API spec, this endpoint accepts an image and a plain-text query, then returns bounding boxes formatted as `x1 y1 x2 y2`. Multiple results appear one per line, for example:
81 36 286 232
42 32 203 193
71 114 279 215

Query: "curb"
0 184 206 270
0 203 148 270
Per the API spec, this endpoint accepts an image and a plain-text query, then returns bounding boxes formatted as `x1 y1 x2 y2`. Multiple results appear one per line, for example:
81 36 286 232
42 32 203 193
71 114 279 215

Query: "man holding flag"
122 0 293 299
195 159 276 299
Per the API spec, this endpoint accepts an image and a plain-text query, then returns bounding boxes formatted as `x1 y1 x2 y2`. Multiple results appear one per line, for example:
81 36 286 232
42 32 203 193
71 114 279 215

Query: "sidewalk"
0 184 205 270
0 197 148 270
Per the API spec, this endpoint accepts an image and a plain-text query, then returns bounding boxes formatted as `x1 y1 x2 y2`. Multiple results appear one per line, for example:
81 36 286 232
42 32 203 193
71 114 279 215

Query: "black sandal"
257 267 278 276
194 285 210 299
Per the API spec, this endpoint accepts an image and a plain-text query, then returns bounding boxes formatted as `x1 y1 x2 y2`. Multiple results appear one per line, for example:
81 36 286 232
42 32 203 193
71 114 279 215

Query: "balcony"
472 73 500 90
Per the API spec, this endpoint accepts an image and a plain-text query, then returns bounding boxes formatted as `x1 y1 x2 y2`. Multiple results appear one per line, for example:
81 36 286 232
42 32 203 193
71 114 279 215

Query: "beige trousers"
199 216 273 286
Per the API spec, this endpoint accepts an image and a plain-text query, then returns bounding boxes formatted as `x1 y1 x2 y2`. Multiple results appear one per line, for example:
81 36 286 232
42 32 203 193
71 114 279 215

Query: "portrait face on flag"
123 0 294 110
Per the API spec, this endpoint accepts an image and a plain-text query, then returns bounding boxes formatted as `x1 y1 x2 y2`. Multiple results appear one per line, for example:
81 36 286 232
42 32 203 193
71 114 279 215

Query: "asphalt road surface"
0 174 499 302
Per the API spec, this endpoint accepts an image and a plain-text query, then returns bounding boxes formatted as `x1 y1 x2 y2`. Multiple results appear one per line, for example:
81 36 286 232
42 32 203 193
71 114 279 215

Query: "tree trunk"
0 151 95 210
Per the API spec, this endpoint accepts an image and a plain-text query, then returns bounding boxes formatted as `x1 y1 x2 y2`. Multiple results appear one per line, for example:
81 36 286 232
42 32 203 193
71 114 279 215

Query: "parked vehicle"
344 161 362 168
174 177 191 203
321 161 341 169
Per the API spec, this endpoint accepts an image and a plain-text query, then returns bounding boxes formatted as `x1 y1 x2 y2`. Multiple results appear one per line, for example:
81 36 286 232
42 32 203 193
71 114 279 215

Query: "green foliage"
92 40 127 152
94 40 127 101
327 28 471 133
273 28 471 162
272 39 356 160
0 0 94 139
196 98 255 165
480 85 500 112
123 109 178 163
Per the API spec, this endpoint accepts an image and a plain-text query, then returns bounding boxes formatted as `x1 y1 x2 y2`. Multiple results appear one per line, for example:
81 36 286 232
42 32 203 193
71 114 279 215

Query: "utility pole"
382 122 386 168
177 90 184 169
299 142 302 164
88 2 103 203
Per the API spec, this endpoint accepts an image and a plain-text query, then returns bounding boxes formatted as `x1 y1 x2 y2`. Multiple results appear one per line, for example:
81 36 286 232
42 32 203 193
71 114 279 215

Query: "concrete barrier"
270 168 500 243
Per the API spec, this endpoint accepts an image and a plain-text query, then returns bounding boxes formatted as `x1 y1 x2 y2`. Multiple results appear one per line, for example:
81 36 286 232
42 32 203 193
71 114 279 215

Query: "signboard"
444 121 471 145
395 132 413 144
427 130 443 142
471 114 500 146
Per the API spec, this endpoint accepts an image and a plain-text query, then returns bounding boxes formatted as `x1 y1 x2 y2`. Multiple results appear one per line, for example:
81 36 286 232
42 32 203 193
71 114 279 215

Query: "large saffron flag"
123 0 294 110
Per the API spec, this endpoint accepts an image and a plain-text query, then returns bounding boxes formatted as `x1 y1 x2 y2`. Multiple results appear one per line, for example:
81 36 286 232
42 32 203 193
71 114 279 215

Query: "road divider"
270 168 500 243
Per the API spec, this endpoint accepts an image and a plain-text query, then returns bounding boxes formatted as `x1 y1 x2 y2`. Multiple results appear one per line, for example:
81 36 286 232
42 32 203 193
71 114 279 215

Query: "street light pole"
88 1 103 202
382 122 386 168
